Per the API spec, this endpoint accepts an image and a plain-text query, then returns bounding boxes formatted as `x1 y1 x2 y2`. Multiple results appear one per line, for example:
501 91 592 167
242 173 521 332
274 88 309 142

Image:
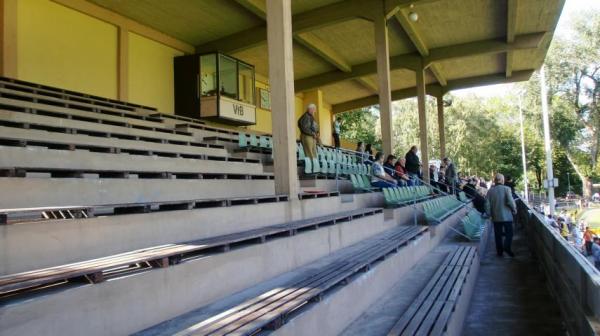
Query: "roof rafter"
331 70 534 113
232 0 352 74
393 10 446 85
296 33 544 93
505 0 518 77
198 0 376 54
384 0 443 19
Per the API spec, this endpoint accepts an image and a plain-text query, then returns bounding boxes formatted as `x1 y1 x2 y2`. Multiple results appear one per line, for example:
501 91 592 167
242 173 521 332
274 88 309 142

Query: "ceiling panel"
89 0 262 45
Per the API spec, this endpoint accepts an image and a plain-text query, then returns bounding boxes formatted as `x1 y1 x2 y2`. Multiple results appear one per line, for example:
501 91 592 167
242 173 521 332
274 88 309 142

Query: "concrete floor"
462 224 566 336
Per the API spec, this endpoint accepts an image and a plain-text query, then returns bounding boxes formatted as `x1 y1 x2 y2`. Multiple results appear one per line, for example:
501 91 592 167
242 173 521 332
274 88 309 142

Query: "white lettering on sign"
219 97 255 124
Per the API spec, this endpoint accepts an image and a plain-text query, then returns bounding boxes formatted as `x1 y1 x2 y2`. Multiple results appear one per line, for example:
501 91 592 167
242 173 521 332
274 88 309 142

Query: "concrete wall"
0 196 369 274
0 212 392 336
0 178 275 208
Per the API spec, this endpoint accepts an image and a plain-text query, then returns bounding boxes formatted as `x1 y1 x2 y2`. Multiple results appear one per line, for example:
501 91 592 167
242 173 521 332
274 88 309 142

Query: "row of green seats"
349 174 377 192
383 186 432 206
423 196 464 224
239 132 273 149
462 210 485 240
304 158 371 176
458 191 469 203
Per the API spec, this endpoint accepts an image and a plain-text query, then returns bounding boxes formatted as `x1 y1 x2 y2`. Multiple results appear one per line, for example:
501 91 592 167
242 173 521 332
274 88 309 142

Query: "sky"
452 0 600 97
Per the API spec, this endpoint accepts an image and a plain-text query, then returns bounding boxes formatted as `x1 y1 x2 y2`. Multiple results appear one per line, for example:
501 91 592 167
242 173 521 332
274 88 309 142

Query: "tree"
533 11 600 198
337 107 381 149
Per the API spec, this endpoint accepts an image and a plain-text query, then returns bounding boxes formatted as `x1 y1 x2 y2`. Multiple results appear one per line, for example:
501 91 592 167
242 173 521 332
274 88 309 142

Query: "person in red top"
394 158 412 186
584 226 594 255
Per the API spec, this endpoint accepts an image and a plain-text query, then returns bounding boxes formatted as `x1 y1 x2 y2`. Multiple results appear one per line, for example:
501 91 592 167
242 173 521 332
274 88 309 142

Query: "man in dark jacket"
443 157 456 194
298 104 319 158
405 145 421 184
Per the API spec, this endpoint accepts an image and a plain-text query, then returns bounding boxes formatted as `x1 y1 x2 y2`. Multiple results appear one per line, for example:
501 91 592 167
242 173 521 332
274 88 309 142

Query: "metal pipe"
540 65 556 216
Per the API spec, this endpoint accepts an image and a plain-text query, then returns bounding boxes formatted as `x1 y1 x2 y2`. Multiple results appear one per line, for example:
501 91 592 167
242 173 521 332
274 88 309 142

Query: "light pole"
540 65 556 216
518 94 529 204
567 172 571 193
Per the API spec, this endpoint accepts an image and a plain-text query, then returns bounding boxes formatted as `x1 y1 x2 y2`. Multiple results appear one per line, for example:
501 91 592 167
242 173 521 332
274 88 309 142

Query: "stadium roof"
87 0 565 112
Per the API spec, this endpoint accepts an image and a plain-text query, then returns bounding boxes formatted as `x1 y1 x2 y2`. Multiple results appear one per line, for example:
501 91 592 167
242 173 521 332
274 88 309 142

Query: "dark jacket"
445 163 456 182
298 112 318 136
405 150 420 174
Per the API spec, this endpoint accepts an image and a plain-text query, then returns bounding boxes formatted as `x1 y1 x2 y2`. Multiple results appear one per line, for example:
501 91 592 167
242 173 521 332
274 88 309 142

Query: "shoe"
506 251 515 258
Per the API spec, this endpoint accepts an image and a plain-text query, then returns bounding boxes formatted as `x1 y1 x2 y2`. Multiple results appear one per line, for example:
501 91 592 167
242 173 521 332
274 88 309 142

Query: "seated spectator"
464 178 486 214
394 158 412 186
371 152 397 188
383 155 397 178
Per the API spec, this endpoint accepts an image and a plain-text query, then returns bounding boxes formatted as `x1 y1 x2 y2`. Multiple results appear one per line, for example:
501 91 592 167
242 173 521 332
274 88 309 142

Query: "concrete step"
0 125 229 158
0 146 265 175
341 244 479 336
0 195 372 275
0 93 168 131
0 109 195 144
135 225 432 336
0 178 275 208
0 209 390 336
0 77 157 117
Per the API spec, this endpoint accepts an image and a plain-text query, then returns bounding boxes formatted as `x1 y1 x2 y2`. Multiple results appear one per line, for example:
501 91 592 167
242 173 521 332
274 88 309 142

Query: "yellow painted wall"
128 32 183 113
17 0 117 98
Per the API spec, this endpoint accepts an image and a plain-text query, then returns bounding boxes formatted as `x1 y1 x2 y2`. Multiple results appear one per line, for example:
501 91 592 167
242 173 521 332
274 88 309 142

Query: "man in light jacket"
486 173 517 257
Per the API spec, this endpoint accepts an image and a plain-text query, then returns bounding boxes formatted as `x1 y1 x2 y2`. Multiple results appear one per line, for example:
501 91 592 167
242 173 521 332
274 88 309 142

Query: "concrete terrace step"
0 208 390 336
0 194 366 275
0 107 194 144
0 88 167 130
136 225 430 336
0 146 265 177
0 76 157 113
0 177 275 208
0 125 230 159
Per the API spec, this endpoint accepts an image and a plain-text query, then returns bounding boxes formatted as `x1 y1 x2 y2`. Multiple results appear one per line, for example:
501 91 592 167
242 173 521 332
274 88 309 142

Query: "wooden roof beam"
393 10 447 85
297 33 543 93
331 69 534 113
198 0 376 53
355 77 378 93
232 0 352 73
384 0 443 19
505 0 518 77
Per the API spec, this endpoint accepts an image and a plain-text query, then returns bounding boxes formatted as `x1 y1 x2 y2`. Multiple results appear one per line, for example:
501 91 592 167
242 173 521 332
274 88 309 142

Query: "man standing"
443 157 456 194
405 145 421 184
298 103 319 159
486 173 517 257
584 226 594 256
332 117 342 148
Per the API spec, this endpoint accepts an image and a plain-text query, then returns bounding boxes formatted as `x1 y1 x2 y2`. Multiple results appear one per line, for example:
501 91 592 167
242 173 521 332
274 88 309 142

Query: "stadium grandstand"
0 1 597 336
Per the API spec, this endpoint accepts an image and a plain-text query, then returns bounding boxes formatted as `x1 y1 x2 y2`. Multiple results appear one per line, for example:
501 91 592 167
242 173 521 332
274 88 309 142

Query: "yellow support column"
0 0 18 77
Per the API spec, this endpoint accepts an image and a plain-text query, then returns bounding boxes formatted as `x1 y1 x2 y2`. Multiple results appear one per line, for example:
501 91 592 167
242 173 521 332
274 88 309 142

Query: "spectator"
505 176 517 198
298 103 319 159
371 152 397 188
429 164 437 189
464 178 486 214
592 237 600 270
332 117 342 148
384 155 396 178
355 142 365 162
584 226 594 256
394 158 412 186
364 144 374 162
486 173 517 257
443 157 456 195
405 145 421 184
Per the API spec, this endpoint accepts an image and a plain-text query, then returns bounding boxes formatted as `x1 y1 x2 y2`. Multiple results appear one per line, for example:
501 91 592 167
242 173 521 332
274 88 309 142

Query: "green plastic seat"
303 157 313 174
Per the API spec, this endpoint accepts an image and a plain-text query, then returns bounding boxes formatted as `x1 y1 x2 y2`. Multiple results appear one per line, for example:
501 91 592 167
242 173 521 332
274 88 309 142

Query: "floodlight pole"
518 94 529 205
540 65 556 216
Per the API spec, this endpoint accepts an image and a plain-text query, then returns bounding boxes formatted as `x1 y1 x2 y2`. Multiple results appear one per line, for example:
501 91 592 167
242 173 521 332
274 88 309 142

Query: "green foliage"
337 107 381 149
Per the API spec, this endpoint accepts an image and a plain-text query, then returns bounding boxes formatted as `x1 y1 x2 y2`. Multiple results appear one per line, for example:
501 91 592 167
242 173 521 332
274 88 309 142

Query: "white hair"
494 173 504 184
306 103 317 111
